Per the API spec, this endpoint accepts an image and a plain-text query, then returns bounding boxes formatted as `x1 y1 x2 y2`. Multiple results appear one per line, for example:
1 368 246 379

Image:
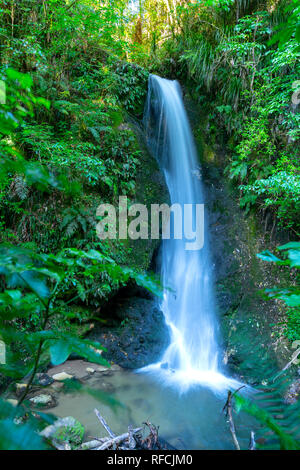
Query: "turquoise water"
51 369 257 450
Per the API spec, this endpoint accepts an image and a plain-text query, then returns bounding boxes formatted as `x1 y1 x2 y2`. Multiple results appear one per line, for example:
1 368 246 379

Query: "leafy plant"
233 391 300 450
257 242 300 340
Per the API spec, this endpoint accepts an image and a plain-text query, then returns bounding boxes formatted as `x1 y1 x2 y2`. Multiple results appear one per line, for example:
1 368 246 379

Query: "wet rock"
110 364 122 371
52 372 73 381
6 399 18 407
35 373 54 387
29 393 57 408
98 370 114 377
201 159 292 380
15 383 28 397
100 381 115 393
89 297 170 369
284 379 300 405
97 365 111 372
48 360 110 381
51 381 65 392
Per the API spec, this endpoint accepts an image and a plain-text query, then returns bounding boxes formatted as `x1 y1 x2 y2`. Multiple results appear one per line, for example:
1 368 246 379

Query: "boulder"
29 393 56 408
89 296 170 369
52 372 73 381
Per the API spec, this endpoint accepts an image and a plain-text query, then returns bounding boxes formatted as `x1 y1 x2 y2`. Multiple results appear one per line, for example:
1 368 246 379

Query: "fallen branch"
128 424 136 449
94 428 142 450
94 408 116 438
248 431 256 450
223 390 240 450
141 422 161 450
79 438 109 450
78 409 167 450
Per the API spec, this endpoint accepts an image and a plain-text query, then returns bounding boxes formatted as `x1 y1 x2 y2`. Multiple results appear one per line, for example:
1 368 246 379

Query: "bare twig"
142 421 161 450
248 431 256 450
282 347 300 372
128 425 136 449
94 408 116 438
223 391 240 450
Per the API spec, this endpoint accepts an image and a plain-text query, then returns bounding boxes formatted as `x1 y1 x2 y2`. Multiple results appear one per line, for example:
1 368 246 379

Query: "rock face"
89 293 170 369
112 122 169 273
201 159 292 383
284 379 300 405
184 90 292 383
85 125 169 369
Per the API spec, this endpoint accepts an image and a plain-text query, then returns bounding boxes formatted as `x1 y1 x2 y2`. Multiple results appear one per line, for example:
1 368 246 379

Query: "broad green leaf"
256 251 285 264
284 294 300 307
0 409 46 450
278 242 300 251
6 69 33 89
287 249 300 268
49 340 72 366
234 393 300 450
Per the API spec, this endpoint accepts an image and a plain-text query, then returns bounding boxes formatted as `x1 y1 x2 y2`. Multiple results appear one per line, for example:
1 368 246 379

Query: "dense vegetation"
0 0 299 450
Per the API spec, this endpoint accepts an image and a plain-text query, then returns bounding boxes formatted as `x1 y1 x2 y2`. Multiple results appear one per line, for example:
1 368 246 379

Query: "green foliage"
224 321 300 450
0 243 162 425
269 0 300 52
160 3 300 233
240 172 300 231
112 61 149 113
1 0 299 451
257 242 300 340
0 399 48 450
233 392 300 450
0 8 160 448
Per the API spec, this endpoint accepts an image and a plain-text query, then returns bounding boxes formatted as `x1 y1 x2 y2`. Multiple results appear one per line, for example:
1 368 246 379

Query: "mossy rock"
41 416 85 446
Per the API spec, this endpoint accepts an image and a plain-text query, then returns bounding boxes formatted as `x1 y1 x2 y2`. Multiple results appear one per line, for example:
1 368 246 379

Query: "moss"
109 109 124 129
53 418 84 446
118 122 168 272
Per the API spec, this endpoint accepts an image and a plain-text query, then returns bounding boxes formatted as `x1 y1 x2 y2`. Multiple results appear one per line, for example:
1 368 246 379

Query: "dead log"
79 438 109 450
94 428 142 450
78 409 167 450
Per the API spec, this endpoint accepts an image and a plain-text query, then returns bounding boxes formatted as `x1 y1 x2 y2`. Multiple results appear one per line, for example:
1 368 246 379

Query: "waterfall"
143 75 238 391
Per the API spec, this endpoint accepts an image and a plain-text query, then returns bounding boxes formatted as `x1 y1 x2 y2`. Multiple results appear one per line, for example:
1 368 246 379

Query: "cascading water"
143 75 238 391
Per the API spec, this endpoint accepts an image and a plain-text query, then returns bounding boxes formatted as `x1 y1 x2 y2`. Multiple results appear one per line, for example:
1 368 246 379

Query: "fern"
60 207 95 239
8 176 29 201
227 319 300 449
